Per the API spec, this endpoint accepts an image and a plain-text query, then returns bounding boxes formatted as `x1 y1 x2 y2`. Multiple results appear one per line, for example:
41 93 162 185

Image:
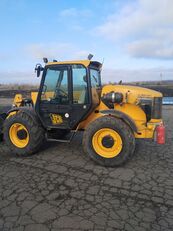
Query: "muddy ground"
0 106 172 231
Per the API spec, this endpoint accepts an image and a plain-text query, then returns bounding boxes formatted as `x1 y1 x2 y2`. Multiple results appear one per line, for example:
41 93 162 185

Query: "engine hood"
102 84 162 104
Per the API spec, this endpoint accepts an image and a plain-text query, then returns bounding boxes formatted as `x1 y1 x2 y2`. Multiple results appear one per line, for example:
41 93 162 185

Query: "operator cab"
35 59 102 130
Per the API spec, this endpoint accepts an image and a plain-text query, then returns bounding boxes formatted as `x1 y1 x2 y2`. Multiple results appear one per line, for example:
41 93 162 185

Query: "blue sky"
0 0 173 84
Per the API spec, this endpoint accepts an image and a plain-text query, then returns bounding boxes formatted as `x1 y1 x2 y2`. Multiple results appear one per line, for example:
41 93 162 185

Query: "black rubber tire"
3 111 45 156
0 134 3 142
83 116 135 167
0 114 5 141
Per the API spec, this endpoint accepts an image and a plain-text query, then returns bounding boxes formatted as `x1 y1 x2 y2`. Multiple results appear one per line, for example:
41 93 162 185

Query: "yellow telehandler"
1 56 165 166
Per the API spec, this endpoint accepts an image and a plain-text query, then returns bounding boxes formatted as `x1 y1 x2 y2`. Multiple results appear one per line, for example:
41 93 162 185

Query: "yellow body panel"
135 119 162 138
31 92 38 105
79 102 147 134
7 111 17 118
78 101 109 129
79 103 162 139
115 103 146 127
102 85 162 104
13 94 23 107
79 84 163 139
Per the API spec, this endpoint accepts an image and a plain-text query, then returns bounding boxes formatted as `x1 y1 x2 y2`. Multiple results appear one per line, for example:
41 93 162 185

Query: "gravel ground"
0 106 172 231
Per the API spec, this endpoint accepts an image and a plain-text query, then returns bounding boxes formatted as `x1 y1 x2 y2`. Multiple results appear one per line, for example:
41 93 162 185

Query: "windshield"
41 68 69 104
90 69 101 89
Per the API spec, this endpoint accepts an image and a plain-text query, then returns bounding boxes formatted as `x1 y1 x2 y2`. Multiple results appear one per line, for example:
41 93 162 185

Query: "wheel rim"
92 128 123 158
9 123 29 148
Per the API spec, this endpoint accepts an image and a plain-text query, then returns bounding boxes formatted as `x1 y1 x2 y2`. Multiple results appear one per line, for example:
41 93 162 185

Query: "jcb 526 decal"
50 114 63 125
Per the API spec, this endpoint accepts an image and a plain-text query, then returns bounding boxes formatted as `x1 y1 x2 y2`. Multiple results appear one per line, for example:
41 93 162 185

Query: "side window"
90 69 100 104
41 68 69 104
58 70 68 97
72 65 89 104
90 69 101 89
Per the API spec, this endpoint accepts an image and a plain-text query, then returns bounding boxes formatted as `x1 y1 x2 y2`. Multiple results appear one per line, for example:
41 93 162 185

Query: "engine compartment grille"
139 97 162 121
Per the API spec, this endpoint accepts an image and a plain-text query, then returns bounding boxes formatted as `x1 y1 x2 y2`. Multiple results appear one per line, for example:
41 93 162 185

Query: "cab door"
69 64 91 128
37 64 91 129
38 65 71 129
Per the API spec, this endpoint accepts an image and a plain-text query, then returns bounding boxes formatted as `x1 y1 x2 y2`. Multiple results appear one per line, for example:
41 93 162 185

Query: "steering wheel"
58 89 68 97
54 88 68 99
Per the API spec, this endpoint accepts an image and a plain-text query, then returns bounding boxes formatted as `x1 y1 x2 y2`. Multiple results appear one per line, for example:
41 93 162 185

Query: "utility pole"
160 72 163 83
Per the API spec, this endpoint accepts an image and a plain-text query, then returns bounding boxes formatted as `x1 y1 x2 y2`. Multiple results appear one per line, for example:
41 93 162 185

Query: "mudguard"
6 107 42 126
100 109 138 133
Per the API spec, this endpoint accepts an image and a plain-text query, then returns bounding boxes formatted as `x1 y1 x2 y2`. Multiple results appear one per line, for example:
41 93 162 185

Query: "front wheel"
83 116 135 167
3 111 45 156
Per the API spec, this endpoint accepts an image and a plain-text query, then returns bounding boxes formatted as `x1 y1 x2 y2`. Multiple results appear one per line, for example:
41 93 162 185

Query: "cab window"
72 65 89 104
41 68 69 104
90 69 101 89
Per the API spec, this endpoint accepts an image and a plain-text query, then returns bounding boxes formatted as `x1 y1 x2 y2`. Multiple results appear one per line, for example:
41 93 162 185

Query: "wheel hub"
17 129 28 140
92 128 123 158
9 123 29 148
101 135 114 148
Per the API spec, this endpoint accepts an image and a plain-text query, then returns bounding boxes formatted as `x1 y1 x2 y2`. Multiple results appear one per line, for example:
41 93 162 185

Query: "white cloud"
25 42 90 61
26 43 74 60
75 50 90 59
127 39 173 59
96 0 173 59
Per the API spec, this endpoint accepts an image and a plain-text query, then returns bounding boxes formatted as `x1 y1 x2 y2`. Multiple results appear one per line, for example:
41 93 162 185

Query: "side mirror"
35 64 44 77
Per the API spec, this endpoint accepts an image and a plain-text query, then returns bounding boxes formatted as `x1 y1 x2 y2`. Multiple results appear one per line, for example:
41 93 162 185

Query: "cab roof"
46 60 102 68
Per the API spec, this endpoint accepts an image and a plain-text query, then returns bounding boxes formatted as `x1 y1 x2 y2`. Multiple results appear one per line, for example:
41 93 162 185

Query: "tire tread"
83 116 135 167
3 111 45 156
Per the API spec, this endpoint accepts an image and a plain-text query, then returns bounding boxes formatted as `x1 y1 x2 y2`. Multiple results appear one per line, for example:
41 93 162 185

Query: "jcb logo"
50 114 63 125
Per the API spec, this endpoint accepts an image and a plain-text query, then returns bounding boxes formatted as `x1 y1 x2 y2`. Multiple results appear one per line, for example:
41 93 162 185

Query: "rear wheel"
0 114 5 141
0 134 3 142
83 116 135 167
3 111 45 156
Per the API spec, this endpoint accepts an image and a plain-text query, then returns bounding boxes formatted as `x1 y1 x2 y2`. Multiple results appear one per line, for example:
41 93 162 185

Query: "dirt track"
0 106 173 231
